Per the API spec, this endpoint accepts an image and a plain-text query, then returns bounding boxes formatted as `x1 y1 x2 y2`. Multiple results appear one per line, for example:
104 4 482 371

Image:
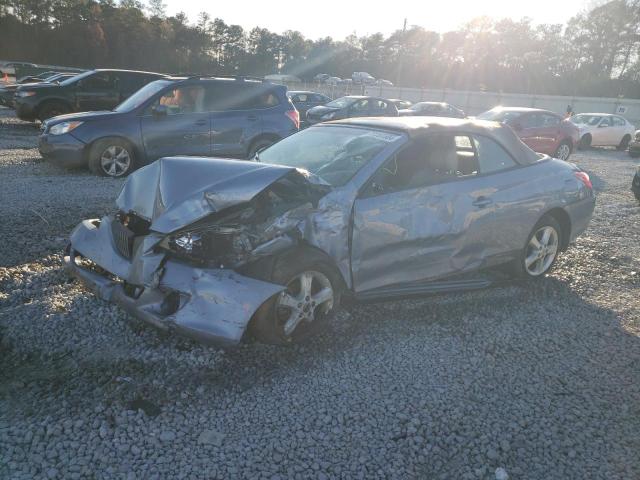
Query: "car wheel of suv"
38 101 71 121
554 141 572 160
617 134 631 151
88 138 136 177
248 249 342 345
247 138 277 160
515 215 562 279
578 134 592 150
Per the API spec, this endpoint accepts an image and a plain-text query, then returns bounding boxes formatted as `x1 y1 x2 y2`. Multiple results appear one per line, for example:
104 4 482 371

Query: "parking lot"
0 106 639 479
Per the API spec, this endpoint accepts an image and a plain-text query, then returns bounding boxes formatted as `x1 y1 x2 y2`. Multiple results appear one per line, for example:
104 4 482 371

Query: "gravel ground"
1 107 639 480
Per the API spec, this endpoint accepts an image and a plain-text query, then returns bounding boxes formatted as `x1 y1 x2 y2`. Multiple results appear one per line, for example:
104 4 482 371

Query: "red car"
477 107 580 161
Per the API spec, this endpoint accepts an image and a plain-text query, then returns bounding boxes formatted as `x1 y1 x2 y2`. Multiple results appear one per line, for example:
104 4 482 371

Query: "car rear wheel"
617 134 631 151
516 215 562 278
578 134 591 150
88 138 136 177
38 101 71 121
554 141 572 161
248 249 342 345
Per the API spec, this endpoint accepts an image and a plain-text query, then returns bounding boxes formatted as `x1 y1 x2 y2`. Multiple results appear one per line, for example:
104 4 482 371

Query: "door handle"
247 115 258 121
472 196 493 208
194 119 207 126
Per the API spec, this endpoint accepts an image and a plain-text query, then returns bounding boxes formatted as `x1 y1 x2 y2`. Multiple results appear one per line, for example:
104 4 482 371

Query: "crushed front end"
64 157 331 346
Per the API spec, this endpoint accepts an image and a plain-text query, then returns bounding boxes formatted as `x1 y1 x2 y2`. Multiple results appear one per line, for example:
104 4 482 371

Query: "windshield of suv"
325 97 357 109
476 109 522 123
257 126 402 186
570 114 603 126
114 80 174 112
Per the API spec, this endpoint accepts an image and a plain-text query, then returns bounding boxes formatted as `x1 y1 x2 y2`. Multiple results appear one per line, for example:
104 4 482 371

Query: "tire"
578 134 591 150
38 101 71 121
247 137 277 160
617 134 631 151
248 249 343 345
554 140 572 161
514 215 562 279
88 137 136 177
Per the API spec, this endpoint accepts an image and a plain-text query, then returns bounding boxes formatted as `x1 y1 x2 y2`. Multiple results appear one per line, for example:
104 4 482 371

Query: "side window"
351 100 369 113
522 114 543 128
473 135 517 174
295 94 308 102
82 73 115 90
157 86 206 114
208 84 280 110
612 116 625 126
600 117 612 127
541 114 560 127
366 134 477 195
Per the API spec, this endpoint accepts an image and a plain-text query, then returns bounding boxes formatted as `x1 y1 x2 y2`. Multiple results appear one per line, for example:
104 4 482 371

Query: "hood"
307 105 340 117
116 157 302 234
398 109 415 116
45 110 118 125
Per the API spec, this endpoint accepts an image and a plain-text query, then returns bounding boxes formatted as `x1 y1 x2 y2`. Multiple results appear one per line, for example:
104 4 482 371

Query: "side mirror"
152 104 168 118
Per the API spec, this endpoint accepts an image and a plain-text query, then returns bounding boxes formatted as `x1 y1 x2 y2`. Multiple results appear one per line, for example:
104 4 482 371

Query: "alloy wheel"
275 270 334 337
100 145 131 177
524 226 559 276
556 143 571 160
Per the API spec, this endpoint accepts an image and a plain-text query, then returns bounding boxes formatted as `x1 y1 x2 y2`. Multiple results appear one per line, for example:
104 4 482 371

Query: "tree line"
1 0 640 98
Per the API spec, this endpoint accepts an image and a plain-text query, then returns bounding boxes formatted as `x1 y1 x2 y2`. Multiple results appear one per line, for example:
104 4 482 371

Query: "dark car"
39 76 300 177
306 96 398 124
287 91 331 123
14 69 166 121
0 73 77 108
17 71 61 84
388 98 412 110
477 107 580 161
399 101 465 118
65 116 595 347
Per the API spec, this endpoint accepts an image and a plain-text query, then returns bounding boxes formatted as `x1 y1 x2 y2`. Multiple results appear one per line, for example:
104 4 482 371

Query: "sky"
165 0 592 39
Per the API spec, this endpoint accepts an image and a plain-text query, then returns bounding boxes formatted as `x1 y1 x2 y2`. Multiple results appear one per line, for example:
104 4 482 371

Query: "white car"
325 76 341 86
570 113 635 150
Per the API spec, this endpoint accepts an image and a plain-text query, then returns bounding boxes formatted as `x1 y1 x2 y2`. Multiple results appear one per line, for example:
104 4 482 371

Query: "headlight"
321 111 337 120
16 90 36 97
49 121 83 135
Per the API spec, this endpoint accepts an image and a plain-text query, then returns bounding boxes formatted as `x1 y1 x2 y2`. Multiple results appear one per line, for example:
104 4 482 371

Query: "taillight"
286 109 300 129
574 171 592 189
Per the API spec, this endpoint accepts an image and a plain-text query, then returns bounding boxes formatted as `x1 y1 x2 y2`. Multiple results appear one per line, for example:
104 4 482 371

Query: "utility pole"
395 18 407 86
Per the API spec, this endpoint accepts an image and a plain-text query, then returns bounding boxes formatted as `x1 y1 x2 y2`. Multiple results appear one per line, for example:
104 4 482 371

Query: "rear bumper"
65 217 285 346
38 133 87 168
565 193 596 243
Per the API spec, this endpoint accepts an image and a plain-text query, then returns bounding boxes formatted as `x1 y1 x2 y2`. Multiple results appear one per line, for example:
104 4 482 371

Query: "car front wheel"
248 249 342 345
617 134 631 151
88 138 136 177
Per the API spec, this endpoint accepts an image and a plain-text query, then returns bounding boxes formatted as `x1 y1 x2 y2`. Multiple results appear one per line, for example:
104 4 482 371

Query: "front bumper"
15 98 38 121
39 132 87 168
65 217 285 346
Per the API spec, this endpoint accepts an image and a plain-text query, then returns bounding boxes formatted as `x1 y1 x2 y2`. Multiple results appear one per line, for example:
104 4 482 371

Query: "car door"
75 72 120 111
351 133 497 293
512 113 544 152
535 113 562 155
594 116 613 145
209 82 269 157
349 99 370 118
369 99 390 116
611 116 628 145
140 84 210 161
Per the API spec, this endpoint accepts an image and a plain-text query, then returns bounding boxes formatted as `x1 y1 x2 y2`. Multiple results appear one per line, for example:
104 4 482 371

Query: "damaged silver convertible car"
65 117 595 346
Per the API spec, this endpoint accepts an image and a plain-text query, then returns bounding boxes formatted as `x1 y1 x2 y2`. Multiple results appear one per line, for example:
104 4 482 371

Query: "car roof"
489 106 555 114
287 90 325 95
577 112 615 116
327 116 541 164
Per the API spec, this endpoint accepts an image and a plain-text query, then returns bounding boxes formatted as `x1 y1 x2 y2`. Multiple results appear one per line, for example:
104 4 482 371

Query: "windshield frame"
256 124 405 187
58 70 95 86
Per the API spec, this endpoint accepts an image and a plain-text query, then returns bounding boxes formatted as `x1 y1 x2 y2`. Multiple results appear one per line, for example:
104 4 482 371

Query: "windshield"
477 109 522 123
114 80 173 112
258 126 402 186
571 114 603 126
326 97 357 109
59 70 94 86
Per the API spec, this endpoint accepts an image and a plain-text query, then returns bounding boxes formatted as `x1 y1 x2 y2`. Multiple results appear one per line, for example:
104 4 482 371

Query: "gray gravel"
1 107 639 479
